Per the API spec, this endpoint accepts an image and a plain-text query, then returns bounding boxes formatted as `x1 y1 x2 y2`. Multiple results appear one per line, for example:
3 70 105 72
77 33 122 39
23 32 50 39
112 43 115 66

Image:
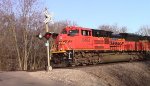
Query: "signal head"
44 32 52 40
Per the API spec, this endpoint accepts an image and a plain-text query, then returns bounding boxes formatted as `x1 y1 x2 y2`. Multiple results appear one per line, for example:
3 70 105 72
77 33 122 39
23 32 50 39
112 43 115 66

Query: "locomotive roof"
119 33 141 37
111 34 122 38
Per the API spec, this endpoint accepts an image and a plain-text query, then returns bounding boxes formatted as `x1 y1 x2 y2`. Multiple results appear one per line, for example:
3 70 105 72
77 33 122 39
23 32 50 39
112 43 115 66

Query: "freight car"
50 26 150 67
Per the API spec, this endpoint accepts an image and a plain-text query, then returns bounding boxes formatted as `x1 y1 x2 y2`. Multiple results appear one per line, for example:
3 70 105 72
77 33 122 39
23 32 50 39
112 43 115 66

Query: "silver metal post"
46 23 52 71
44 8 53 71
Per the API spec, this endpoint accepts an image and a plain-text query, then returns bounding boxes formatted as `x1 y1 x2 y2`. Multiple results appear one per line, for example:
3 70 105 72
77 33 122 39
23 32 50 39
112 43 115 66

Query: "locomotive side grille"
95 46 104 49
104 38 109 44
94 40 103 44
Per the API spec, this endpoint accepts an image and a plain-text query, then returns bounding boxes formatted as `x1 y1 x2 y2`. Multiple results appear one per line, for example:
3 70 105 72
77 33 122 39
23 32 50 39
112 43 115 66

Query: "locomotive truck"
45 26 150 67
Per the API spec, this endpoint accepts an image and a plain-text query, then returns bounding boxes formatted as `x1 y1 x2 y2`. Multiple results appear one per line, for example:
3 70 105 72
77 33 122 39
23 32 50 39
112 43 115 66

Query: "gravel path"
0 71 65 86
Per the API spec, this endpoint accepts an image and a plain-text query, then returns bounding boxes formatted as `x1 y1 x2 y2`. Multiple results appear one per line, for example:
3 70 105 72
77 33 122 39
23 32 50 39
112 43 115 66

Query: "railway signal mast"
43 8 53 71
36 9 57 71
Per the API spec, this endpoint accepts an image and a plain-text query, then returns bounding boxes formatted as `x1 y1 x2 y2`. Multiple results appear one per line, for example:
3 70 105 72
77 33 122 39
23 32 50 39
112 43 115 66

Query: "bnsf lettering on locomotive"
62 40 72 43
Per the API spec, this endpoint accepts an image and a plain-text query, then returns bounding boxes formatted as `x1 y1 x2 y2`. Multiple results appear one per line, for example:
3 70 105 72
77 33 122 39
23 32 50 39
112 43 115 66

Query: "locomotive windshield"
68 30 79 36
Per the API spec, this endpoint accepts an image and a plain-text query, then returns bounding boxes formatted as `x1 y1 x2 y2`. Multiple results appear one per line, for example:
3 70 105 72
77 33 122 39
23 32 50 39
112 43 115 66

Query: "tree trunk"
23 29 28 70
12 26 22 70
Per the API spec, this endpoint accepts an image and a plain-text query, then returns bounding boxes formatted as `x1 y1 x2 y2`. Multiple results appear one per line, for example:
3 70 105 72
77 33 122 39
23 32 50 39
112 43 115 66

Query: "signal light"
44 32 52 40
36 32 58 40
36 33 43 39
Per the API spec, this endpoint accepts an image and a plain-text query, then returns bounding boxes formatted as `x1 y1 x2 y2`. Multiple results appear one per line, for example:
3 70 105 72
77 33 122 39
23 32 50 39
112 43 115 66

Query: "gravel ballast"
29 61 150 86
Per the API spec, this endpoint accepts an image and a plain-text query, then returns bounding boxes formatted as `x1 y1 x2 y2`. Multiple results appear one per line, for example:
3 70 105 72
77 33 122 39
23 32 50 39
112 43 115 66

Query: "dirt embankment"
29 61 150 86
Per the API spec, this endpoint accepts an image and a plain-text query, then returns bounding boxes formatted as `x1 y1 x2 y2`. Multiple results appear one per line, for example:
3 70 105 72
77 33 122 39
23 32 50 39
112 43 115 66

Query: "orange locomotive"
51 26 150 67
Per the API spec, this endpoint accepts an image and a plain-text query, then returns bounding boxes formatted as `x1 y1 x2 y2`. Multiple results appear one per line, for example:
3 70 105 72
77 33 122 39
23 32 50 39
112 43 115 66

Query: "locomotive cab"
53 26 92 53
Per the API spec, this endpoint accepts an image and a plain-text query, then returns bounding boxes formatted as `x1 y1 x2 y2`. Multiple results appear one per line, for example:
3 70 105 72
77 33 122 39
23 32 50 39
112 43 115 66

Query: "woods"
0 0 150 71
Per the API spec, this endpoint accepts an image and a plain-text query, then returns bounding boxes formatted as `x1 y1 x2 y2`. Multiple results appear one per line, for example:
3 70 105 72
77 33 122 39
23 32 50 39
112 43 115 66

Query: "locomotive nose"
54 34 67 51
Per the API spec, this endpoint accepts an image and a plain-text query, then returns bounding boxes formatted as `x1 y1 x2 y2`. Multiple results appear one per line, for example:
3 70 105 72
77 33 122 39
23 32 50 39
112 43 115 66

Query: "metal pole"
46 23 52 71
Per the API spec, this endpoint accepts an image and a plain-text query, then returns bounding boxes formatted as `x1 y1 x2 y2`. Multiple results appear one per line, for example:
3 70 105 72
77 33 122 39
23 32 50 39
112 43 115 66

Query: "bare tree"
98 24 127 34
137 25 150 36
119 26 127 33
0 0 46 70
0 0 21 70
49 20 77 33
